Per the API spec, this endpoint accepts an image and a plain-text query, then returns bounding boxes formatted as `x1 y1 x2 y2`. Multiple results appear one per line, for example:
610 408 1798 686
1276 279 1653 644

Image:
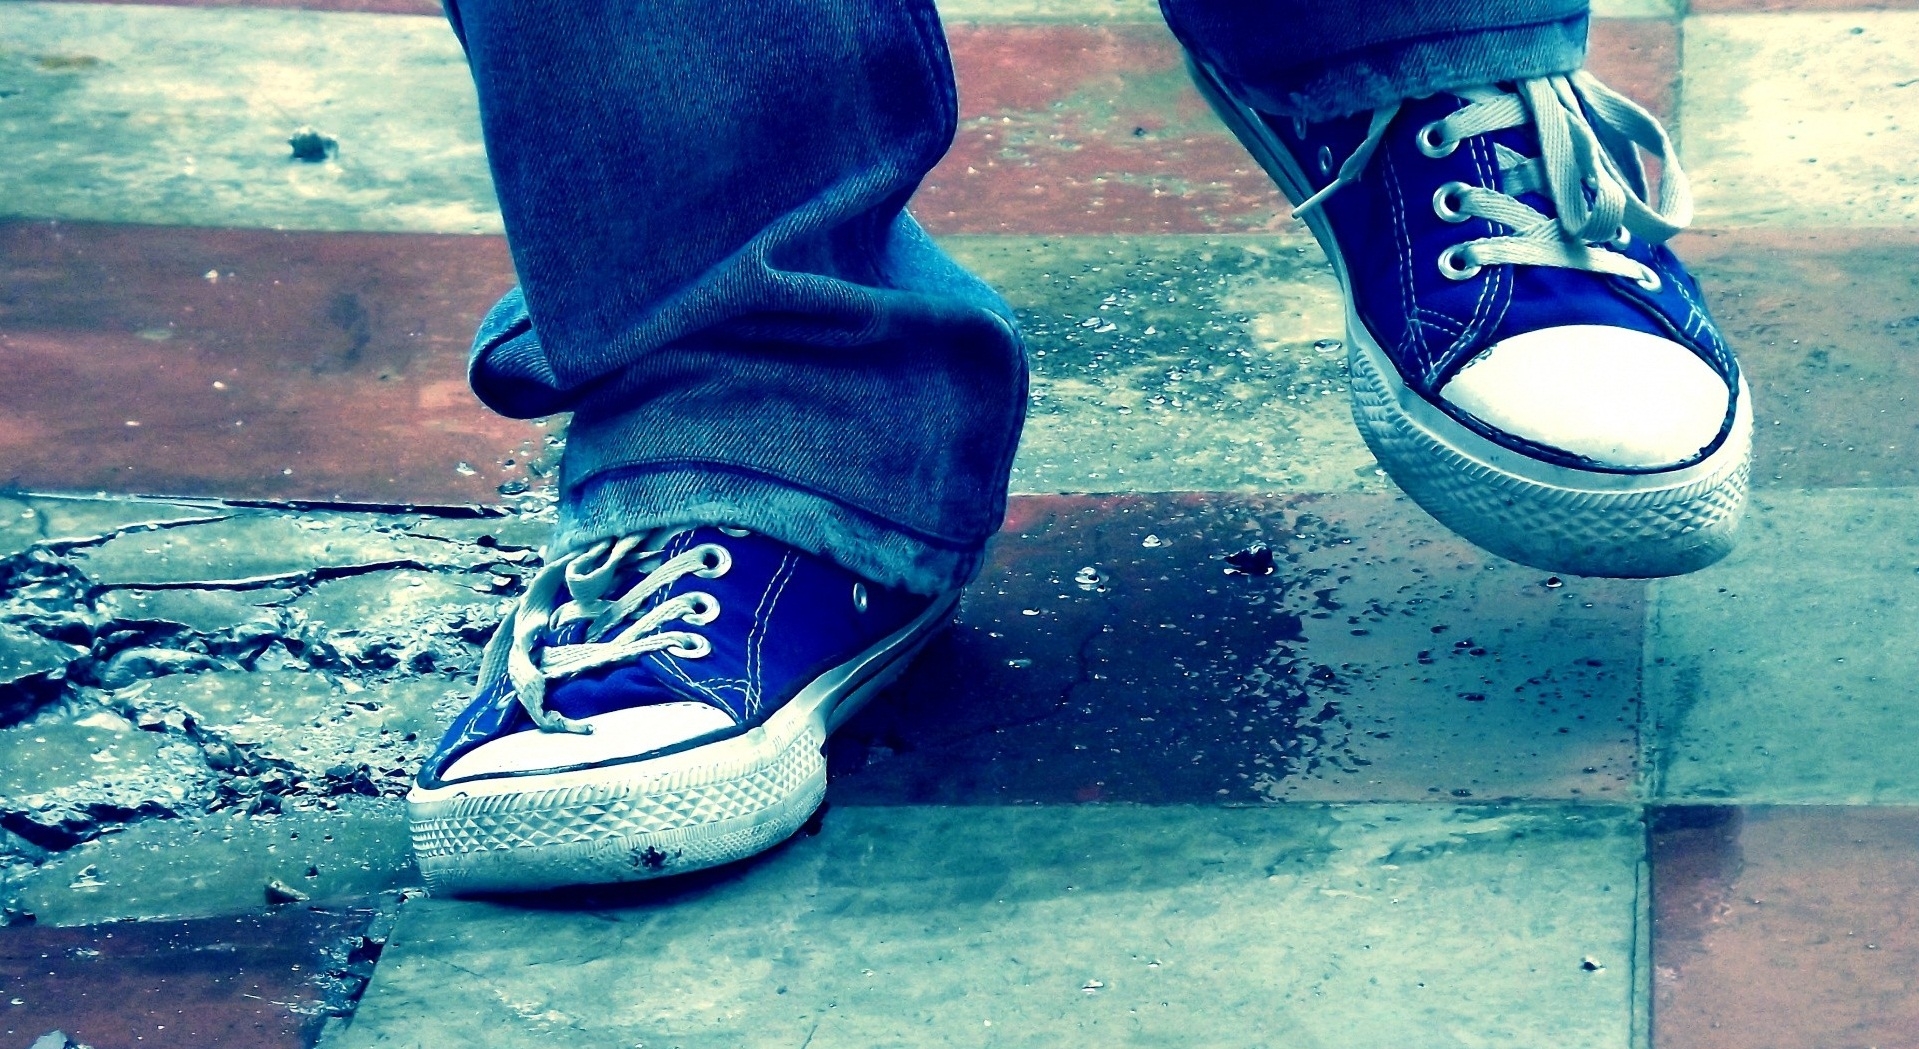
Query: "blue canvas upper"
420 528 934 787
1261 92 1741 473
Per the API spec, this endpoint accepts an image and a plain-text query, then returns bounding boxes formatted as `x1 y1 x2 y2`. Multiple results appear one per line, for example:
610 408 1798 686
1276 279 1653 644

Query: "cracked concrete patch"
0 623 84 692
71 512 495 588
96 588 288 635
0 699 208 851
0 494 223 560
114 671 452 788
0 493 545 925
4 799 415 927
295 572 500 639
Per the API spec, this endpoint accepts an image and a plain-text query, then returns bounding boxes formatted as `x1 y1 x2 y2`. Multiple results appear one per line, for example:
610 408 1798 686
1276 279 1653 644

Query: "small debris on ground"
1223 543 1275 576
265 878 311 905
288 126 337 162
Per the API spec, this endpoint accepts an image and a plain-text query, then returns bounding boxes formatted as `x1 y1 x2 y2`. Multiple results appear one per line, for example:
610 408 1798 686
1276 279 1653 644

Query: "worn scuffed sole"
407 593 959 896
1189 58 1750 577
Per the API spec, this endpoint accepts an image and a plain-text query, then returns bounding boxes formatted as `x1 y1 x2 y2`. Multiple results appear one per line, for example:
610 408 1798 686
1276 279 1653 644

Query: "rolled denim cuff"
1225 15 1590 121
556 462 989 596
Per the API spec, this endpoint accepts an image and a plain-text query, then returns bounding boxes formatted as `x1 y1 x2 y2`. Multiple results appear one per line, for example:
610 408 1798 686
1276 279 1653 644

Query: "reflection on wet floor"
5 0 1919 1046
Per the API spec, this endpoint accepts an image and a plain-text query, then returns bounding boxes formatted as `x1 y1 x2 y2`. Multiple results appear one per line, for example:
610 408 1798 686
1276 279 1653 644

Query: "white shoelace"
1294 71 1691 288
475 536 732 735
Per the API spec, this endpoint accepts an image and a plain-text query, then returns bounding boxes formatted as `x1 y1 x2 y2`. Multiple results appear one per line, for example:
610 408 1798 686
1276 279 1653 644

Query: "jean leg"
445 0 1027 594
1159 0 1591 120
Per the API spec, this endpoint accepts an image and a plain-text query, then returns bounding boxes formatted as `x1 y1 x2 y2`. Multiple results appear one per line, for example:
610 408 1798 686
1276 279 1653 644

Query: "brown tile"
921 24 1288 235
1690 0 1919 11
922 18 1671 235
0 220 542 505
1677 228 1919 489
831 491 1644 804
1651 806 1919 1049
0 904 379 1049
1588 17 1680 120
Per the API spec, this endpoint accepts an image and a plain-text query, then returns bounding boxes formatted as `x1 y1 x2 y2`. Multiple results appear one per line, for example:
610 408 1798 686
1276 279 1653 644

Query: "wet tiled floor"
4 0 1918 1047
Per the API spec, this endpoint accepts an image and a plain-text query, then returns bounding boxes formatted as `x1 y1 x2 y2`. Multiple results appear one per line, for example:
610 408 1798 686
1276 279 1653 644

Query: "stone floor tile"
0 901 383 1048
3 226 1380 501
4 800 414 926
1692 0 1919 10
836 492 1642 804
1645 489 1919 804
1678 229 1919 490
1682 12 1919 227
0 220 537 504
0 4 493 234
1651 805 1919 1049
1 4 1678 240
41 0 1675 19
330 804 1643 1049
923 18 1672 235
947 236 1381 495
54 0 442 10
924 24 1291 235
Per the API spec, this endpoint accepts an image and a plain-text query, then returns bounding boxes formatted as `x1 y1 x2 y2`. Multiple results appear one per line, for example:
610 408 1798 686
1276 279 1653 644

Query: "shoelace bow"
1295 71 1691 287
474 537 732 735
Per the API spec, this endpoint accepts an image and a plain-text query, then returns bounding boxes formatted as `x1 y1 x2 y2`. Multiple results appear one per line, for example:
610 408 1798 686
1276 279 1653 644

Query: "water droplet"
1542 576 1564 589
1021 608 1040 617
1074 566 1103 591
1141 534 1166 548
455 462 477 476
1313 338 1343 354
1082 979 1105 994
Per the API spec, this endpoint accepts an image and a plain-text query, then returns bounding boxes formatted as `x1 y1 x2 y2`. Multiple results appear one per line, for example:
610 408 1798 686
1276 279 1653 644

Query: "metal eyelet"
692 543 731 577
1291 116 1309 139
851 582 869 613
1437 244 1482 281
1431 181 1473 223
1316 145 1334 177
1416 122 1457 158
1633 266 1662 292
683 594 721 625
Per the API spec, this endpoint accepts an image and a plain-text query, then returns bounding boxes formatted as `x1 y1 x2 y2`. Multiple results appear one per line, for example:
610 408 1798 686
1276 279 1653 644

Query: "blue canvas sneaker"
408 527 955 894
1191 62 1751 577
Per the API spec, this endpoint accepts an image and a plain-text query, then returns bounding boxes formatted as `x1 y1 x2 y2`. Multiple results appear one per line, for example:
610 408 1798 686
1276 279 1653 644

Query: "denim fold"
447 0 1593 592
1160 1 1591 120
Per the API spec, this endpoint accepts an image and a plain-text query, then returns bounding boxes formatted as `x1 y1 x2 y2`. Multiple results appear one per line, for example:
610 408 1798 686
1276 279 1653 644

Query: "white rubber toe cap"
440 701 735 781
1438 324 1731 469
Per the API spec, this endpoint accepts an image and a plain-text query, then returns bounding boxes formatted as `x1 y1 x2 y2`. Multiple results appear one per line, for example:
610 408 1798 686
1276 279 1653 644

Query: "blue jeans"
445 0 1591 594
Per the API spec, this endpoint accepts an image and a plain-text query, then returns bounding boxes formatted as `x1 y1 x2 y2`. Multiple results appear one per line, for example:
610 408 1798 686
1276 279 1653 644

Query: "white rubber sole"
1190 61 1751 578
407 592 959 896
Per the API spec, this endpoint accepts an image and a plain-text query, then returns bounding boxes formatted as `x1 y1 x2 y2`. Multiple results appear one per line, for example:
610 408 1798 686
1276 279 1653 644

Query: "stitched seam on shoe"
1475 140 1515 359
1447 137 1501 367
1413 307 1464 337
1383 148 1421 368
654 653 735 717
746 553 798 717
